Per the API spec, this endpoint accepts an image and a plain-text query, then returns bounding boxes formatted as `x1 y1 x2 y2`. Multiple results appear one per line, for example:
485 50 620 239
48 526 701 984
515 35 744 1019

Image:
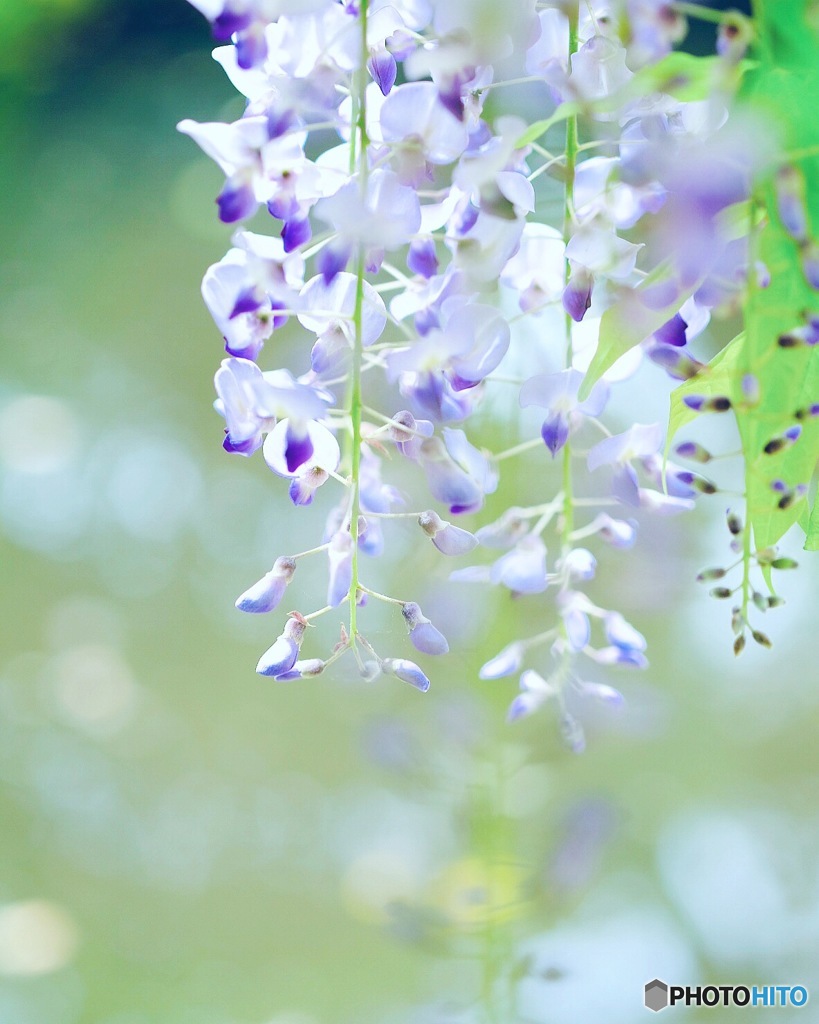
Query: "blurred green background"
1 1 818 1022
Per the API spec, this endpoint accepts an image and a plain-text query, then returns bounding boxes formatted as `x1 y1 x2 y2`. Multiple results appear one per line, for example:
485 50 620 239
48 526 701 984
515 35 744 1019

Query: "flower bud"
697 567 727 581
800 241 819 290
751 629 772 648
771 557 798 569
709 587 733 599
236 557 297 613
562 266 593 322
774 165 808 242
401 602 449 656
683 395 732 412
674 441 712 463
256 616 307 678
418 510 478 555
717 13 754 63
763 425 801 455
733 633 746 656
381 658 431 692
726 511 743 535
479 642 525 680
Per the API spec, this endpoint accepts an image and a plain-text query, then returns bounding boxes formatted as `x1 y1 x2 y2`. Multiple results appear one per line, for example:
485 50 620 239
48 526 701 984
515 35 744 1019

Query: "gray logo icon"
645 979 670 1012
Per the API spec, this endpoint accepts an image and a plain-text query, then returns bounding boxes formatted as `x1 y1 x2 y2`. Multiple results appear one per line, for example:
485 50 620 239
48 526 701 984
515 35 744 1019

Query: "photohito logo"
644 980 809 1012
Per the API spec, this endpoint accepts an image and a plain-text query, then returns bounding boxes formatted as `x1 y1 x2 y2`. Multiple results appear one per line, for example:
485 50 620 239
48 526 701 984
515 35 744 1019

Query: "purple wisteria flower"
419 428 498 514
587 422 663 505
520 369 609 456
479 641 525 680
387 304 510 420
507 669 555 722
214 358 329 456
183 0 764 727
202 231 305 360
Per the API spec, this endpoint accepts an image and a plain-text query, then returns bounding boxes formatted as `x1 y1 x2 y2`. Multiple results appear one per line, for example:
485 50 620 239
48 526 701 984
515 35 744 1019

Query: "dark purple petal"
451 199 479 236
267 195 299 221
230 285 264 318
212 9 252 40
267 108 298 139
282 217 311 252
562 271 593 322
236 26 267 70
284 423 314 473
654 312 688 347
223 431 261 456
317 244 351 284
217 178 256 223
368 50 397 96
541 412 570 457
407 239 438 278
438 84 464 122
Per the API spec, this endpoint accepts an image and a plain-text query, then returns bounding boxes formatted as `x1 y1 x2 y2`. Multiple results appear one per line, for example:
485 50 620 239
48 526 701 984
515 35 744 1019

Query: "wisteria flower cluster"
181 0 819 748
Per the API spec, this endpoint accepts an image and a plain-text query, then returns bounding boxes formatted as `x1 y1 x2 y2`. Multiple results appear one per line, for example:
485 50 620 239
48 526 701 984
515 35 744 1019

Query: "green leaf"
733 3 819 551
667 333 744 447
805 499 819 551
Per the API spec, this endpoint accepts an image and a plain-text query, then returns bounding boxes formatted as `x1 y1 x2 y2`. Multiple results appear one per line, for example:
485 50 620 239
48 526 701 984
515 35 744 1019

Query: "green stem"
347 0 370 641
672 1 738 24
561 4 579 556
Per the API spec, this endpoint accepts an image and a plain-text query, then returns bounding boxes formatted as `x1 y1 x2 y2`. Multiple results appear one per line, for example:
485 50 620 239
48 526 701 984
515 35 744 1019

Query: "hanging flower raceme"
180 0 798 745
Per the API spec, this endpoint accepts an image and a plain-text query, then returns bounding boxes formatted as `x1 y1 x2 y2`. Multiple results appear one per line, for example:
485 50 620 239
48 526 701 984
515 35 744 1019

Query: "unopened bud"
401 602 449 655
800 240 819 290
741 374 760 404
294 658 325 677
774 165 809 242
731 607 744 634
726 511 743 535
697 567 727 581
763 425 801 455
710 586 733 599
418 509 444 537
717 12 754 62
683 395 732 413
771 557 798 569
675 441 712 463
751 629 772 648
734 633 746 656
